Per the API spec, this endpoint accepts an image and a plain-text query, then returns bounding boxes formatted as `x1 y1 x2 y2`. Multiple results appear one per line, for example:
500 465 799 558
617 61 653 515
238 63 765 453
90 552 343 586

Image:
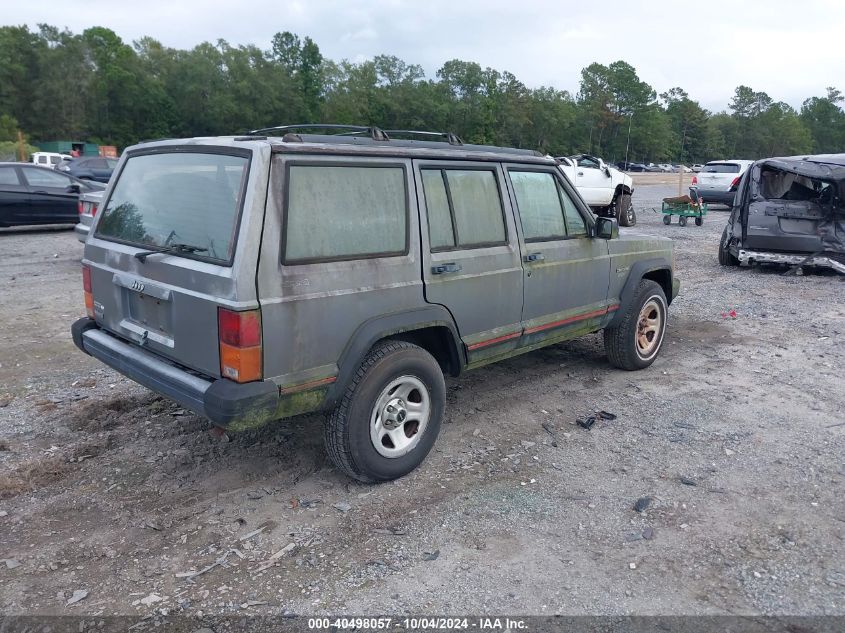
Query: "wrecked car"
719 154 845 274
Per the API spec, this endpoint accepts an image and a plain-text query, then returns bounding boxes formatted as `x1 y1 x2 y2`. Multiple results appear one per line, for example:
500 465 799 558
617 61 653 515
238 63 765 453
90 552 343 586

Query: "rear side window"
96 151 249 264
284 165 407 263
702 163 740 173
421 168 506 250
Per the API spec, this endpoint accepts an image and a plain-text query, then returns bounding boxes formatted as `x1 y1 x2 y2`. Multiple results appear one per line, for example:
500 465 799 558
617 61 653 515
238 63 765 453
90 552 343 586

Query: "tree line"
1 24 844 163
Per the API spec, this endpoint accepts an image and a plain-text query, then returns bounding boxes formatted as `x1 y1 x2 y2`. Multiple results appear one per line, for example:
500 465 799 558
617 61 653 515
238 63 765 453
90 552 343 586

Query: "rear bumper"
71 318 281 427
697 189 735 205
736 250 845 274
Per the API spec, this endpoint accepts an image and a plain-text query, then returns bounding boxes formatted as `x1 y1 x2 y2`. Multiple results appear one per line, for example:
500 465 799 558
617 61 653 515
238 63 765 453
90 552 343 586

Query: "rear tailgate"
743 199 827 253
83 144 269 379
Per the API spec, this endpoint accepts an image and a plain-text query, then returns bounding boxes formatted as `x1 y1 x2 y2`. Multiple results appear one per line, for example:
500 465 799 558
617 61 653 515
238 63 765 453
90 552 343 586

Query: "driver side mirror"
594 217 618 239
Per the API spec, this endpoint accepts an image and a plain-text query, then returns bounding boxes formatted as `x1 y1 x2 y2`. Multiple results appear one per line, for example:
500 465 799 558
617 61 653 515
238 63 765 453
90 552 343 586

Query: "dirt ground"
1 181 843 621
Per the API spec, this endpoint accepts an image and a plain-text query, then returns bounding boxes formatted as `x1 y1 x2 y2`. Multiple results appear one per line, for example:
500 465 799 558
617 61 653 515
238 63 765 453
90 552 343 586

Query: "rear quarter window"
284 164 408 263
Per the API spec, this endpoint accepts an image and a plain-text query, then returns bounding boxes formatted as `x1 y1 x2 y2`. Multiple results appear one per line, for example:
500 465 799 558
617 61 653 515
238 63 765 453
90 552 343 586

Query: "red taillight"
78 200 84 215
730 176 740 188
691 175 698 185
82 265 94 318
91 204 98 216
218 308 262 383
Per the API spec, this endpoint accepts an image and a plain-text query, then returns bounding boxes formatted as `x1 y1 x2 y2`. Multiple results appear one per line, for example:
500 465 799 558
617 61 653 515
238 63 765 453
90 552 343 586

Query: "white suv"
693 160 754 205
31 152 72 169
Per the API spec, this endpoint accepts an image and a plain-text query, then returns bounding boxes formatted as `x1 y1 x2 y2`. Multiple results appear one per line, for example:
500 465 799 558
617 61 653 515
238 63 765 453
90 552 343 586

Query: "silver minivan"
72 126 679 482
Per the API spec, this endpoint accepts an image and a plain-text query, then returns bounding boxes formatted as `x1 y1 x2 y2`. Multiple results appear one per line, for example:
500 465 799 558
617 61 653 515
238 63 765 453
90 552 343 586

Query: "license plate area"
112 273 175 347
125 291 173 335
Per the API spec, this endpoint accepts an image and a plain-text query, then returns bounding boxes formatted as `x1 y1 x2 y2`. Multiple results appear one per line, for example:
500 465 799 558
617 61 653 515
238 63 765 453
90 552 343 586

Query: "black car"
0 163 105 227
719 154 845 274
616 161 647 172
58 156 118 183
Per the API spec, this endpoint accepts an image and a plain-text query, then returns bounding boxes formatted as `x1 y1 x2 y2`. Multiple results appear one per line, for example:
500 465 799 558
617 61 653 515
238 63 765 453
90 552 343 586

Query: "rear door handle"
577 171 584 176
431 263 462 275
523 252 545 263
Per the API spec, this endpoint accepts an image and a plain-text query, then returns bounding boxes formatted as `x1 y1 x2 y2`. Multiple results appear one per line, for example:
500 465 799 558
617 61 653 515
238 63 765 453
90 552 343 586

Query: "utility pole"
16 130 25 162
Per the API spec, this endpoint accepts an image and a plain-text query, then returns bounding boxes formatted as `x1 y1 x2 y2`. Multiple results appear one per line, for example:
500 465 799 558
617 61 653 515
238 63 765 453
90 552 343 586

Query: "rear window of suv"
702 163 741 173
95 151 249 264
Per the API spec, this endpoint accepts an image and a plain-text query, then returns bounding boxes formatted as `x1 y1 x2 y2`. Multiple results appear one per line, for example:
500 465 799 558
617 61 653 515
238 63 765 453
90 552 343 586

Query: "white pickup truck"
556 154 636 226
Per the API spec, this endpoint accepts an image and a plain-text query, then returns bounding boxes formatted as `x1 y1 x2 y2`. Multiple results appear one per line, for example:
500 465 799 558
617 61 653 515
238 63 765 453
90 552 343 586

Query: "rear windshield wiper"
134 243 209 262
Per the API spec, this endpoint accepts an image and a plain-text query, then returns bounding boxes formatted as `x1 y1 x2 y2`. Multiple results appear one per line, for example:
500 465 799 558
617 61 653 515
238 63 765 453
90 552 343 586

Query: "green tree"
800 87 845 153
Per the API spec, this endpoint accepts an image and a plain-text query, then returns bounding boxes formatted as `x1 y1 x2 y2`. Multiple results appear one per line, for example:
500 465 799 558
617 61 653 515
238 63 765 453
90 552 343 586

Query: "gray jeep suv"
72 125 680 482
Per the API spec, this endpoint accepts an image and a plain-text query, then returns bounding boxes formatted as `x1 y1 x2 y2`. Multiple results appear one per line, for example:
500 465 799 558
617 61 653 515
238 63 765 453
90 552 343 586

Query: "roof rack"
384 130 463 146
242 123 545 159
243 124 464 146
245 123 390 141
247 123 390 141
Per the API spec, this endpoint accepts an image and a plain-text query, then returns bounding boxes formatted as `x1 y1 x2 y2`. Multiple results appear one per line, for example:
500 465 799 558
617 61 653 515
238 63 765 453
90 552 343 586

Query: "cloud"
5 0 843 111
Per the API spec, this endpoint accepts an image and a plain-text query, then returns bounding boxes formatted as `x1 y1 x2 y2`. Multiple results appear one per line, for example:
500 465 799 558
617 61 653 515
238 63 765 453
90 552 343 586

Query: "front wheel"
694 216 703 226
324 341 445 482
662 214 671 225
615 193 636 227
678 216 688 227
604 280 668 370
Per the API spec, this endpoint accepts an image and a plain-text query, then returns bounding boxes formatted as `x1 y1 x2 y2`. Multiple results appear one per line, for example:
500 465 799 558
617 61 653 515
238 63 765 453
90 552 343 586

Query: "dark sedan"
58 156 118 183
0 163 105 227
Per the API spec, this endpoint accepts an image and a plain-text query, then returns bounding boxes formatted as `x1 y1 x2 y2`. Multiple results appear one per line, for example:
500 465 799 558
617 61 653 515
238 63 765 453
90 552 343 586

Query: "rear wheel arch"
329 307 464 407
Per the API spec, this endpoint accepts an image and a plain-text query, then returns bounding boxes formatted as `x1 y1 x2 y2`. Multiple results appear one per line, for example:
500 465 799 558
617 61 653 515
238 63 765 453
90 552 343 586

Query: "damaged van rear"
719 154 845 274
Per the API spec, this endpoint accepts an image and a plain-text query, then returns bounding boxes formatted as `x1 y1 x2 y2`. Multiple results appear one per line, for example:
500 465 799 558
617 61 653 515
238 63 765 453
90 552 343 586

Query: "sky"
4 0 845 112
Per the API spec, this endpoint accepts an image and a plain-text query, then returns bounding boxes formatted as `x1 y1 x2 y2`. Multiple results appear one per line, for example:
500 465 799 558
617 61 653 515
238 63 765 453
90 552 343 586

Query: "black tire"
678 216 688 227
615 193 636 227
324 340 445 483
718 226 739 266
604 279 668 371
694 216 703 226
662 215 671 225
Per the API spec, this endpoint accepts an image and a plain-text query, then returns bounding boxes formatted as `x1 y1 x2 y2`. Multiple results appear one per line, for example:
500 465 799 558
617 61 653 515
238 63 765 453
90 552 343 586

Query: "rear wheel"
615 193 636 227
324 341 445 482
718 226 739 266
678 216 688 227
662 215 671 225
604 280 668 371
694 216 703 226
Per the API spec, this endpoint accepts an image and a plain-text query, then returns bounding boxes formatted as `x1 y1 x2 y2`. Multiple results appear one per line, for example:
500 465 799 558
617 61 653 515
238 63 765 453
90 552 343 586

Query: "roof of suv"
129 125 554 166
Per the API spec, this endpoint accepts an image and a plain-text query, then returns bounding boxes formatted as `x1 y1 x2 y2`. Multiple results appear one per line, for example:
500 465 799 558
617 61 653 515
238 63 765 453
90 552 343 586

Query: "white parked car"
556 154 636 226
692 160 754 205
31 152 73 169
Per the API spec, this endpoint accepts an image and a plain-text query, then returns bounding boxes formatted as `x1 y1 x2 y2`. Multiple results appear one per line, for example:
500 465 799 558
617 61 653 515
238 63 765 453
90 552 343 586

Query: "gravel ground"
0 179 843 621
